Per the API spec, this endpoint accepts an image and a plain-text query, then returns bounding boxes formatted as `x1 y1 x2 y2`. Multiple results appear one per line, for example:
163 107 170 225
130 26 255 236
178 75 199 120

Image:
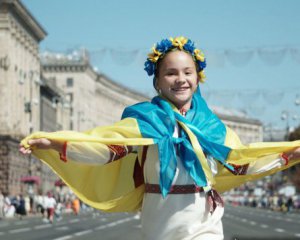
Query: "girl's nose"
176 73 186 83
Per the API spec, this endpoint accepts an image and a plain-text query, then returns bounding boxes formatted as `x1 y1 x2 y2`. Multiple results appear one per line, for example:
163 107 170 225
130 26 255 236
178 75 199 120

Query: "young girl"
20 36 300 240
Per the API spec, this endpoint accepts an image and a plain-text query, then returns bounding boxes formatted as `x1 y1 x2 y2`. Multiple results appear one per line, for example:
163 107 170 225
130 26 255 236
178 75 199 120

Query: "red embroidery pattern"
228 164 249 175
206 189 224 214
280 153 289 166
59 141 68 162
107 145 132 162
145 183 204 194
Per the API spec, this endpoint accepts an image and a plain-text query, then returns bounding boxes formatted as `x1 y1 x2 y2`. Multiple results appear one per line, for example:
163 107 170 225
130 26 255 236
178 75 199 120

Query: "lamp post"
295 94 300 106
292 115 300 126
281 110 290 140
263 123 274 141
295 94 300 128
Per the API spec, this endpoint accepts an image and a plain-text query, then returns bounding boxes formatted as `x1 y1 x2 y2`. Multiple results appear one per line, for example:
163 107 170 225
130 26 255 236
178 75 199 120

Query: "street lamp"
295 94 300 128
295 94 300 106
281 110 290 140
263 123 274 141
293 115 300 128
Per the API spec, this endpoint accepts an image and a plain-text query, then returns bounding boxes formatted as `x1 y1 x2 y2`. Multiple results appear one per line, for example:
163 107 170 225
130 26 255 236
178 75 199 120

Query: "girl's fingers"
283 147 300 161
19 146 30 155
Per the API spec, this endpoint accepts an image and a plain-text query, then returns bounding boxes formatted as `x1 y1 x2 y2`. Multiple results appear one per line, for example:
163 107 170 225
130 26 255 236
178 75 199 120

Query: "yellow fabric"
214 127 300 193
21 118 300 212
21 118 150 212
178 121 215 185
171 103 215 185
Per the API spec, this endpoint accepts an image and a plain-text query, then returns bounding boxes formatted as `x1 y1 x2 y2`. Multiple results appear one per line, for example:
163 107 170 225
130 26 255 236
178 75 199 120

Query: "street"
0 205 300 240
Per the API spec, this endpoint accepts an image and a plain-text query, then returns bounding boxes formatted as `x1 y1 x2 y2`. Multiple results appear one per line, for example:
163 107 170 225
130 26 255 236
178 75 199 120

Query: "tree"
287 125 300 192
288 125 300 141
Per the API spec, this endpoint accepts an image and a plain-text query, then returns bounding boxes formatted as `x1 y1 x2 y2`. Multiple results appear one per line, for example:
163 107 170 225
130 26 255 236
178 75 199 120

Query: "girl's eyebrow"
184 67 194 70
164 67 194 71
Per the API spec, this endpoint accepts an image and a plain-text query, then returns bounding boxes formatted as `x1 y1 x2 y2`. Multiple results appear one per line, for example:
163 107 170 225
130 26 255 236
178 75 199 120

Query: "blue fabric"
121 87 232 197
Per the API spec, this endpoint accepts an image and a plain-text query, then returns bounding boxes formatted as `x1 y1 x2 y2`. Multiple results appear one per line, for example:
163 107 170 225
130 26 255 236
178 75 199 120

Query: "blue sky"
23 0 300 129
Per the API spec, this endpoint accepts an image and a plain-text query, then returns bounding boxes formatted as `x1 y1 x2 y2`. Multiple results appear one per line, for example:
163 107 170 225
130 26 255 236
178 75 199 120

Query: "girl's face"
156 50 198 110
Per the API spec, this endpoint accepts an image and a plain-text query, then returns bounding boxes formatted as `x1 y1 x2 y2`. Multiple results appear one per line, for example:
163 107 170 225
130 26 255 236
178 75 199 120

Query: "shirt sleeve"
59 141 137 165
223 127 287 175
246 154 287 174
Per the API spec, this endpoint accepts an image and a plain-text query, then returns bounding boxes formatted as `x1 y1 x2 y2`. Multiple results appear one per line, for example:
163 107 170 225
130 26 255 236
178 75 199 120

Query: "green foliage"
289 125 300 141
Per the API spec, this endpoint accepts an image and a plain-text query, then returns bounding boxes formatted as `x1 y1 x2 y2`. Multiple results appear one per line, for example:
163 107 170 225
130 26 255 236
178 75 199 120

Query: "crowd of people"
0 188 84 223
1 174 299 224
225 172 300 212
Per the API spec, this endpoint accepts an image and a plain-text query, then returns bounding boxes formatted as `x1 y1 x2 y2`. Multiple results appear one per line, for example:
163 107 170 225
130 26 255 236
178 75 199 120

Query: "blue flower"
144 60 155 76
198 60 207 70
183 39 195 54
156 39 173 53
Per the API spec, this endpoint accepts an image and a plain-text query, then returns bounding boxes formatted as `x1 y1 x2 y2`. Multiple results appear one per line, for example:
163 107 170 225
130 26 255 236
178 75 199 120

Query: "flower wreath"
144 36 207 83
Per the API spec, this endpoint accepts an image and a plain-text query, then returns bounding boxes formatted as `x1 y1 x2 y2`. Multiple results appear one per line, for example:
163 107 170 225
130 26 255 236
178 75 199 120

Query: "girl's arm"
19 138 136 165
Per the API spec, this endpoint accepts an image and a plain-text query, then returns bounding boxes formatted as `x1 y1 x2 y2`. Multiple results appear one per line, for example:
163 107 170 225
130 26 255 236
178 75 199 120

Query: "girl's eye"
166 72 175 76
186 72 192 75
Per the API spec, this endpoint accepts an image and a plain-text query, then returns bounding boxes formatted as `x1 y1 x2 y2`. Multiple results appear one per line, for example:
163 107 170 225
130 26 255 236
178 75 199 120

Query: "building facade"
0 0 68 195
215 109 263 144
0 0 46 137
41 49 148 131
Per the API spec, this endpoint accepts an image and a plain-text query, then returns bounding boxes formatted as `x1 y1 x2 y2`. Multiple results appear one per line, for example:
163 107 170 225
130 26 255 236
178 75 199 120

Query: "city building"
213 106 263 144
41 49 148 131
0 0 68 195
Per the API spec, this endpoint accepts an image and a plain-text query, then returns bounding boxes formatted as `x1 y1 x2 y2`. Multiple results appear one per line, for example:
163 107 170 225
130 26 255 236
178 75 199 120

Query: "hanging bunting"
224 48 255 67
290 48 300 64
262 90 285 105
205 50 225 68
238 90 261 106
110 49 139 66
89 48 108 65
257 48 287 66
248 104 266 117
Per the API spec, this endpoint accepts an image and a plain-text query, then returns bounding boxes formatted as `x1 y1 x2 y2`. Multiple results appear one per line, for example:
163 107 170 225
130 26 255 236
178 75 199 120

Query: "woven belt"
145 183 204 194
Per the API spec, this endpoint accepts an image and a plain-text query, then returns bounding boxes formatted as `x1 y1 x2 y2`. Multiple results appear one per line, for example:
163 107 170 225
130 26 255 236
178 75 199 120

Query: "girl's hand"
282 147 300 162
19 138 64 155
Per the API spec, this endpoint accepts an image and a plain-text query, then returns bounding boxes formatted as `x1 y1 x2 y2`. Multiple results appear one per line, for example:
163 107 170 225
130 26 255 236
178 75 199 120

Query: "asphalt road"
223 205 300 240
0 206 299 240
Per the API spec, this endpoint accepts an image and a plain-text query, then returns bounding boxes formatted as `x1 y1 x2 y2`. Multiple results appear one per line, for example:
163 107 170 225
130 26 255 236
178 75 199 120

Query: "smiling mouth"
171 87 189 92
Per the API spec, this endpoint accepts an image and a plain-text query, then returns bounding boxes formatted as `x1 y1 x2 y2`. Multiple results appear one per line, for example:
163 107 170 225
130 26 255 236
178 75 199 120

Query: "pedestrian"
71 196 80 216
3 193 15 218
45 192 56 223
35 191 46 218
16 194 26 219
54 201 63 221
24 195 31 214
19 36 300 240
287 196 293 212
0 191 4 220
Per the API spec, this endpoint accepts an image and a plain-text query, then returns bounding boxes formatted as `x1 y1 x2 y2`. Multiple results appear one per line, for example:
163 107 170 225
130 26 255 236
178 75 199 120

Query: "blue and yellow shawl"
21 88 300 212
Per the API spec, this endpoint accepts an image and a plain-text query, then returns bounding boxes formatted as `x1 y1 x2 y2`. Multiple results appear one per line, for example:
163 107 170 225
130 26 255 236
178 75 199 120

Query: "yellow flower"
170 36 188 50
148 47 162 62
194 49 205 62
198 71 206 83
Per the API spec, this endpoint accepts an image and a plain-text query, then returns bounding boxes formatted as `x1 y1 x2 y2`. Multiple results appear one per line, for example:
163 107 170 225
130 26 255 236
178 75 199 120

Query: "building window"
67 78 73 87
